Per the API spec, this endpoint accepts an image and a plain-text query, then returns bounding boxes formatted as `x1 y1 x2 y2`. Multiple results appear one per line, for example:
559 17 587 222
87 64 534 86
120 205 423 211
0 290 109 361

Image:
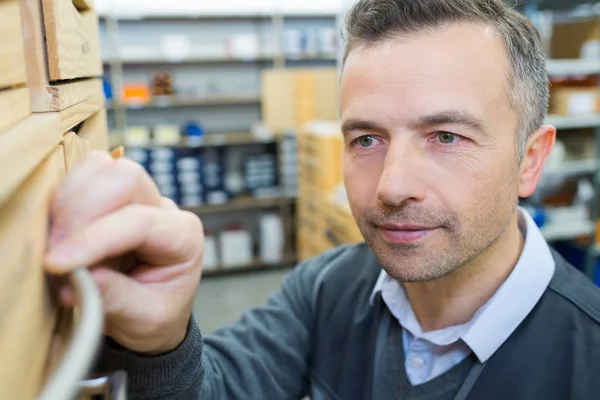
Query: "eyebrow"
410 110 486 133
341 110 487 138
341 119 387 137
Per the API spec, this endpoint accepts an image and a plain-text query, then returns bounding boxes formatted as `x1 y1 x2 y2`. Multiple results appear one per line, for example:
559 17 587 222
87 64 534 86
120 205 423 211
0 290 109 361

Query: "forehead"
341 22 514 129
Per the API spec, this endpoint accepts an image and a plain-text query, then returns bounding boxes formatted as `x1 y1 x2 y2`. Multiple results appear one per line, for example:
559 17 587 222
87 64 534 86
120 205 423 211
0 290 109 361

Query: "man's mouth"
376 223 439 244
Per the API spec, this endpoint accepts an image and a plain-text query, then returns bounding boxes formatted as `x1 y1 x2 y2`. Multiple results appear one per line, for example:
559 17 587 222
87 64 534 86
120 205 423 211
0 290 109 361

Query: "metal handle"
38 268 104 400
77 371 127 400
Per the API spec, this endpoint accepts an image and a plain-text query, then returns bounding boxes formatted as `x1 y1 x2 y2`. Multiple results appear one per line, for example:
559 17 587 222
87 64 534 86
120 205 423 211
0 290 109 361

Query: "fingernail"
46 243 84 269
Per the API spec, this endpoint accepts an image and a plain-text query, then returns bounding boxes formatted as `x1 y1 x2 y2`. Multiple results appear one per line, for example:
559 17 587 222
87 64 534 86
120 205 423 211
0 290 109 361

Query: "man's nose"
376 139 426 207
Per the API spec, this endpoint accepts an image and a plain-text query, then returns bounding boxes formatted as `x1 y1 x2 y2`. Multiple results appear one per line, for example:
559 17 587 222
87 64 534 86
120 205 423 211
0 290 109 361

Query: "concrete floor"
193 268 291 334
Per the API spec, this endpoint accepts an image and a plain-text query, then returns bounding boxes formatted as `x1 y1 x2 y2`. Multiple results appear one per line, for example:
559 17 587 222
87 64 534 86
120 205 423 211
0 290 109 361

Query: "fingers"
50 152 162 234
46 204 204 273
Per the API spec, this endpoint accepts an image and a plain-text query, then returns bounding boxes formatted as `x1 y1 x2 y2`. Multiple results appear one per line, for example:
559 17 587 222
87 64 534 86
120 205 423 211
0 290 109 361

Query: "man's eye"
357 136 375 147
437 132 456 144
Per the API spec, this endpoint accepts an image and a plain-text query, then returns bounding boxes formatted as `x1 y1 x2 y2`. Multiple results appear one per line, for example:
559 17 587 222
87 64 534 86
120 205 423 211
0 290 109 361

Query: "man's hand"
45 151 204 355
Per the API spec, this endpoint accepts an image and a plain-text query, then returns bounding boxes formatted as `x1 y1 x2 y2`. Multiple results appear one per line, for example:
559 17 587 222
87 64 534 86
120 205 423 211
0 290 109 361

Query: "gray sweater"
95 244 600 399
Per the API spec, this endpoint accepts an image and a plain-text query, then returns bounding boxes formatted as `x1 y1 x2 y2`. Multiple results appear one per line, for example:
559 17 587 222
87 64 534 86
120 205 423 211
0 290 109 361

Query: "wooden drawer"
42 0 102 81
0 86 31 131
59 86 105 132
0 0 27 90
63 108 109 171
0 114 63 206
0 146 66 400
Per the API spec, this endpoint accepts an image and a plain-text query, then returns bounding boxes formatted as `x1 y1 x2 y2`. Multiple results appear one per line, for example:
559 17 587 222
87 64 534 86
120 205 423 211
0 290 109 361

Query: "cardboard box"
261 68 339 133
323 201 363 247
0 147 66 400
549 87 600 116
551 19 600 59
297 122 343 192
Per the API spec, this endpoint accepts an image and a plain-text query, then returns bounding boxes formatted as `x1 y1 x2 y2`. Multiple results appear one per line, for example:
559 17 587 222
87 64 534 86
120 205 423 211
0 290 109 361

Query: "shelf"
542 159 598 177
110 95 261 110
123 132 278 149
102 53 338 65
545 114 600 130
284 54 338 62
185 196 295 215
541 221 596 242
103 53 276 65
202 256 297 277
547 59 600 76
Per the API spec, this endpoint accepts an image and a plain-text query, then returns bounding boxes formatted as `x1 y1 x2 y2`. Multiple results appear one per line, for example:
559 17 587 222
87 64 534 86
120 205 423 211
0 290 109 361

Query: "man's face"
341 23 523 282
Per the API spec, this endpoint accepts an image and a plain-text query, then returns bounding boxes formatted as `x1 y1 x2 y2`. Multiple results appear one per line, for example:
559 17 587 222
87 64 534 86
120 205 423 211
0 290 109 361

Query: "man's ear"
518 125 556 198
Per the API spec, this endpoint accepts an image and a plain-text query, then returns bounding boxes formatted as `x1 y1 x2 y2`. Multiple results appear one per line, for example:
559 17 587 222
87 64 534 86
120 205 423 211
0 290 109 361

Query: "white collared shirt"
371 207 556 385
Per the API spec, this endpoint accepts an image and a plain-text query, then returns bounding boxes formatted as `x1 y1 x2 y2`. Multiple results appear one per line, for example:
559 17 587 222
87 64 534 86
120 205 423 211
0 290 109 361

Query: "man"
45 0 600 399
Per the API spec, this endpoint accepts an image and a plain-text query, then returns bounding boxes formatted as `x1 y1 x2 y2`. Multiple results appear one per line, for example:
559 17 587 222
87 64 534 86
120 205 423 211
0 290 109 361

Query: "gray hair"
344 0 549 160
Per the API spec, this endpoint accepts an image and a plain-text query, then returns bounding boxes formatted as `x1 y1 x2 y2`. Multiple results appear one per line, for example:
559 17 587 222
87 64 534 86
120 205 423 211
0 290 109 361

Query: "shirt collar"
369 207 556 362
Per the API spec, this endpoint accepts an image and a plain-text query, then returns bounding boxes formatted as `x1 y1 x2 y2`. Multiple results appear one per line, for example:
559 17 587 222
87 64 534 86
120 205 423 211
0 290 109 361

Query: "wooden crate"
0 146 66 400
0 87 32 131
0 113 63 206
62 108 109 171
59 86 106 132
20 0 104 112
42 0 102 81
0 0 27 90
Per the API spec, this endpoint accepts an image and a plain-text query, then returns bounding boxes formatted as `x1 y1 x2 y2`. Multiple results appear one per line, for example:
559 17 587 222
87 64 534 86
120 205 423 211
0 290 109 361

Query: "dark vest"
308 243 600 400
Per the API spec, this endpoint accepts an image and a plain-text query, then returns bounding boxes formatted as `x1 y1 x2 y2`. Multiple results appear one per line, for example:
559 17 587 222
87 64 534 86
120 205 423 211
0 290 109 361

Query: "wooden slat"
0 147 65 400
0 113 63 207
71 0 93 11
77 108 109 151
0 0 27 90
47 78 103 111
0 87 32 132
59 89 105 132
21 0 53 111
42 0 102 81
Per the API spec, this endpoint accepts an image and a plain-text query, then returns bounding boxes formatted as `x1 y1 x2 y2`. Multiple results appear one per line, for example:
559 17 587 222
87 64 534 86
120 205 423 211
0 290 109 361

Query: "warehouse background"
92 0 600 332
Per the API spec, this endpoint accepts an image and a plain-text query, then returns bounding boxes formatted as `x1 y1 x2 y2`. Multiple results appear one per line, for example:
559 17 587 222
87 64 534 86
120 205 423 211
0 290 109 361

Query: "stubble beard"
356 204 514 283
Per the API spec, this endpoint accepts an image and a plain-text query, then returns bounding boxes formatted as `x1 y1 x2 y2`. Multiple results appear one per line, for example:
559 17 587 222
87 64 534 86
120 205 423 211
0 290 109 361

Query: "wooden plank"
77 108 109 151
47 78 103 111
0 87 32 132
0 147 65 400
71 0 93 11
20 0 54 111
0 0 27 90
59 89 105 132
42 0 102 81
0 113 63 207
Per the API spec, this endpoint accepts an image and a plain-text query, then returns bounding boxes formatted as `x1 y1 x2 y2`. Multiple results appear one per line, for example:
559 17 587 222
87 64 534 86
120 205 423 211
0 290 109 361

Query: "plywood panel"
0 147 65 400
0 113 63 207
42 0 102 81
0 0 27 90
0 87 32 132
